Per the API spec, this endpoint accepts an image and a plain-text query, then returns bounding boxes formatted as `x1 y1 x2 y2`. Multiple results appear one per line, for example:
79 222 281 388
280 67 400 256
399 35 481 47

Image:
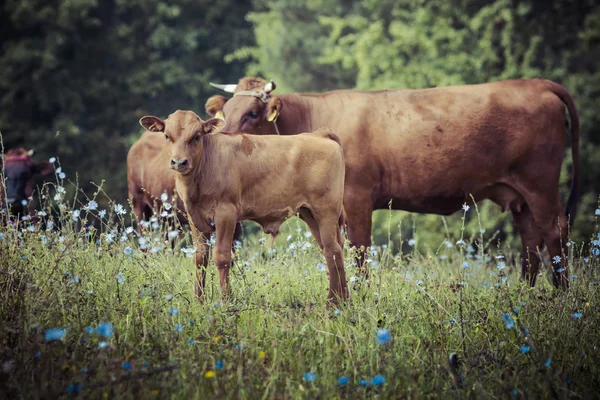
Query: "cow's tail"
547 80 580 228
313 127 342 146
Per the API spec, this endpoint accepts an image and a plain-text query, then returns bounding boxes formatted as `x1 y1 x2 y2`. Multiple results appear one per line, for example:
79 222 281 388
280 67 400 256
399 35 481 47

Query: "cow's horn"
209 82 237 93
27 149 35 156
264 80 276 93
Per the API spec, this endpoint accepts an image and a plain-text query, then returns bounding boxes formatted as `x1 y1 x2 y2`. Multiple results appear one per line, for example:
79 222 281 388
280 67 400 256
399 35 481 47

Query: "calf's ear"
205 96 228 120
203 118 225 134
139 116 165 132
266 96 282 122
36 161 54 176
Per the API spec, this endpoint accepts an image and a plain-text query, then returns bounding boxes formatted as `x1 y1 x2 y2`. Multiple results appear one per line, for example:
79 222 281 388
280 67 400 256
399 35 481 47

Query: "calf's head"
205 77 281 134
139 111 224 175
1 148 53 214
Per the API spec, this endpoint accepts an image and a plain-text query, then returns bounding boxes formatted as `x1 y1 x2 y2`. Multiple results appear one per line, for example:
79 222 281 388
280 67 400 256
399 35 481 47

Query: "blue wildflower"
333 309 341 316
376 328 391 344
215 361 224 370
98 341 109 349
303 372 316 382
513 307 520 314
545 358 551 367
175 324 184 332
124 247 132 255
372 375 386 386
169 307 179 316
96 322 113 338
571 312 582 319
81 368 88 373
44 328 66 341
66 384 82 393
84 327 94 334
359 379 371 386
338 376 349 385
189 319 194 326
593 248 600 257
34 351 41 358
520 345 530 354
165 294 173 301
123 361 132 371
552 255 561 265
188 339 195 345
502 313 515 329
316 263 326 272
556 267 565 273
116 272 125 284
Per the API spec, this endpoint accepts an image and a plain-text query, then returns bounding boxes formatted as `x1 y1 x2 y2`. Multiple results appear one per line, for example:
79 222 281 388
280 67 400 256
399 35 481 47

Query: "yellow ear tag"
215 110 225 120
267 109 278 122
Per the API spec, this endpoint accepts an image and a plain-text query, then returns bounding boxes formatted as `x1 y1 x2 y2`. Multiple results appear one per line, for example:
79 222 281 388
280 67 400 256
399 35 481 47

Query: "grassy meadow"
1 176 600 399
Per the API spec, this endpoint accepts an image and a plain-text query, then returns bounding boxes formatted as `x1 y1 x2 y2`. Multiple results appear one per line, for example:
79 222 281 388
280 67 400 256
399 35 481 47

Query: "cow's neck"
175 136 224 231
276 94 325 134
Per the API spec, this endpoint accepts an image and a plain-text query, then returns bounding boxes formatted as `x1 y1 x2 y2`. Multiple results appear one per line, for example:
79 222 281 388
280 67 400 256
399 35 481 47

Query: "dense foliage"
1 0 599 246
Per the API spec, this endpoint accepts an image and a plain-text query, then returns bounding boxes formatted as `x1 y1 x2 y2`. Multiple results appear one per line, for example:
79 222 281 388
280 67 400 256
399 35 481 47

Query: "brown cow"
206 77 579 288
139 110 348 304
1 148 53 217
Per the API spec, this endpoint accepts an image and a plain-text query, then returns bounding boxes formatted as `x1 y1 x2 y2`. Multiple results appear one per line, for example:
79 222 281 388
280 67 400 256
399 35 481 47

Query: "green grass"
1 193 600 399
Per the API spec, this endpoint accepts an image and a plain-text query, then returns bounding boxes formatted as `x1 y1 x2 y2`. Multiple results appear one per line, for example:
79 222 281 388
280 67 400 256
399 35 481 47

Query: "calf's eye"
249 110 260 118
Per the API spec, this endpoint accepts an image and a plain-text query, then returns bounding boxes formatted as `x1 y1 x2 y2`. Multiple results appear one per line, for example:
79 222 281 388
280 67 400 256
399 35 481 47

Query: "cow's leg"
525 193 569 288
316 213 348 305
511 205 545 286
298 208 323 249
213 211 237 297
191 226 210 300
343 190 373 280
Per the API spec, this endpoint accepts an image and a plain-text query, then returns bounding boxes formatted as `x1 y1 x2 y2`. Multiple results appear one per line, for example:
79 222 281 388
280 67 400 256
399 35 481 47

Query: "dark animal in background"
139 111 348 305
1 148 53 217
207 77 579 288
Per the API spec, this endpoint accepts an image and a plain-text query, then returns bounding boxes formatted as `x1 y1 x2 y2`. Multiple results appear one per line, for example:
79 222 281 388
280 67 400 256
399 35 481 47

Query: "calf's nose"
170 158 189 172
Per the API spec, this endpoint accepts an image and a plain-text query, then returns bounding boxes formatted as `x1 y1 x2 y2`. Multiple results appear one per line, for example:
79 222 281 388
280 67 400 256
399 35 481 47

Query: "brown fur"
140 110 348 305
206 77 580 288
127 130 188 227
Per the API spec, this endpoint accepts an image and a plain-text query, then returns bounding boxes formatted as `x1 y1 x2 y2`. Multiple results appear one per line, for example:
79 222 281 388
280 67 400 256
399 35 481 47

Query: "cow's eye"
192 134 201 142
164 135 171 142
249 110 260 118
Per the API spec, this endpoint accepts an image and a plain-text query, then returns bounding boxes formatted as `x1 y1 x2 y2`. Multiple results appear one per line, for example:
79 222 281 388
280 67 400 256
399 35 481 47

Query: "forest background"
1 0 598 249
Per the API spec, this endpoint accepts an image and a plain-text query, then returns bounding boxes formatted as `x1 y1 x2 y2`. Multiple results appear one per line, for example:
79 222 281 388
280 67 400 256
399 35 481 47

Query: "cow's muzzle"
171 158 189 173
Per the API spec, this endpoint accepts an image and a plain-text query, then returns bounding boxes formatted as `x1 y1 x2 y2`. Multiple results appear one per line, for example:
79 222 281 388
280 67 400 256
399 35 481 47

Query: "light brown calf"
139 110 348 304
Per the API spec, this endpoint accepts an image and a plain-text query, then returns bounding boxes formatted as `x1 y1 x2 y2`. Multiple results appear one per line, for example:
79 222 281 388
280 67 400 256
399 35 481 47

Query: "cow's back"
127 131 180 208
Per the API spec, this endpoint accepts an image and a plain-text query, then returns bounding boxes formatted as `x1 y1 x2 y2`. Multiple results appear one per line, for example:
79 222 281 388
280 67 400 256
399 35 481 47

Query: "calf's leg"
191 226 210 300
298 208 323 249
213 211 237 297
317 213 349 305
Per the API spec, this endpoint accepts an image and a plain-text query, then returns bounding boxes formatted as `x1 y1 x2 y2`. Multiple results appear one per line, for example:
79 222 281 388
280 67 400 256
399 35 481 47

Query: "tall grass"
1 169 599 399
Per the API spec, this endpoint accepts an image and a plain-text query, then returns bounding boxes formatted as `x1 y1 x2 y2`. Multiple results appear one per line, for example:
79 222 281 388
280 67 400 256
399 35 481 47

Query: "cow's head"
1 148 53 214
205 77 281 134
139 111 224 176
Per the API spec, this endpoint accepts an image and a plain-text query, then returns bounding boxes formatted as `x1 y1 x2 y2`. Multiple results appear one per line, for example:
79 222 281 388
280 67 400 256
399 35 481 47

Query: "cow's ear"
35 161 54 176
203 118 225 134
139 116 165 132
205 95 228 120
266 96 282 122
